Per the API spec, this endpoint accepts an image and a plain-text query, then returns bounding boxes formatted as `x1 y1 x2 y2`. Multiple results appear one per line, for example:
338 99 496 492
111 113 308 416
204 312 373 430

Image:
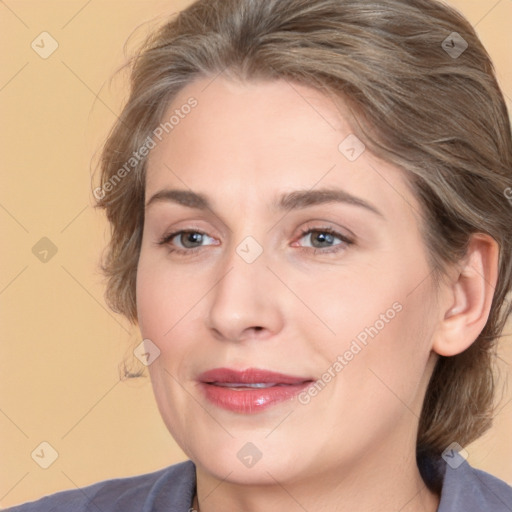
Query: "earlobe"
432 234 499 357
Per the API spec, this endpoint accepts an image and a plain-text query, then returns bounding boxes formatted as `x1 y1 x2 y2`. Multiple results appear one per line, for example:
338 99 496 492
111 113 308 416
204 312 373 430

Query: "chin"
196 455 301 485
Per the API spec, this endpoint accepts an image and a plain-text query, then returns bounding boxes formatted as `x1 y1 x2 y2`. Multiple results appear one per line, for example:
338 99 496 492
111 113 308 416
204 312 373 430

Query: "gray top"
4 456 512 511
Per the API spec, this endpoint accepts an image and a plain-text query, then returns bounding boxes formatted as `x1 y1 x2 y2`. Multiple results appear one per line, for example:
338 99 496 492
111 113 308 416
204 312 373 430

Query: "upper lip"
198 367 313 385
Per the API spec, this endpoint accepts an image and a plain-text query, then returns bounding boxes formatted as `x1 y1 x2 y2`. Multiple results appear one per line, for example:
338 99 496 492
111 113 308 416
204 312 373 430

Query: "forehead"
145 75 420 224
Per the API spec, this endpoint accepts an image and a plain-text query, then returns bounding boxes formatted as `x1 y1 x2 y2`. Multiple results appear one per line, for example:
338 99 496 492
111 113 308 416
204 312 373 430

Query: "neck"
193 451 440 512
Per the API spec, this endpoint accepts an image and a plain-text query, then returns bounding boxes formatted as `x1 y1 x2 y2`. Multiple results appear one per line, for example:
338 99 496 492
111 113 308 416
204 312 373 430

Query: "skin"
136 75 498 512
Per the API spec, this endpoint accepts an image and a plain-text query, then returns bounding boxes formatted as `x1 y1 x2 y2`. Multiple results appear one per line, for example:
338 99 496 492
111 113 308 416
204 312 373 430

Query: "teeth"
215 382 278 388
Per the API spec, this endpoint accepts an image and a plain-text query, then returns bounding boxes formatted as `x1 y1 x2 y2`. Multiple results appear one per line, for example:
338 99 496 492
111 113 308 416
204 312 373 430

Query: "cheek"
136 250 204 340
290 266 408 354
135 251 213 393
298 252 436 398
336 283 437 418
136 255 202 450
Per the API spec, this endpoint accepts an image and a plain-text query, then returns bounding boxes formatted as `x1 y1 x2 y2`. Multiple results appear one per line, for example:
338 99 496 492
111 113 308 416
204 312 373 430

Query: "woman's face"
137 76 441 485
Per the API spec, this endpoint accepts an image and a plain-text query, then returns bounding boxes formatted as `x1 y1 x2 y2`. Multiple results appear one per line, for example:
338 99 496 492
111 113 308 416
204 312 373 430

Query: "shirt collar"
166 456 512 512
421 452 512 511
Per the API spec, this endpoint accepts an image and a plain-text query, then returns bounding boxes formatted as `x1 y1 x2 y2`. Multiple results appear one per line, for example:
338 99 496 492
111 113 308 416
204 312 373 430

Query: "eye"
294 226 354 254
156 225 354 256
157 229 218 254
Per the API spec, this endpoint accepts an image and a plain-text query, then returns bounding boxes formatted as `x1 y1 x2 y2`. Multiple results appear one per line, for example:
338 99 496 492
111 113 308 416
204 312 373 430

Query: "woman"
7 0 512 510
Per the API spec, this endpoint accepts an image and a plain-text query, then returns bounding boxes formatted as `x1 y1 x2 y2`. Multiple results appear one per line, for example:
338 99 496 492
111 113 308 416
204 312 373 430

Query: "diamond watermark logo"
237 442 263 468
32 237 58 263
31 32 59 59
134 339 161 366
236 236 263 264
338 134 366 162
442 442 468 469
31 441 59 469
442 32 468 59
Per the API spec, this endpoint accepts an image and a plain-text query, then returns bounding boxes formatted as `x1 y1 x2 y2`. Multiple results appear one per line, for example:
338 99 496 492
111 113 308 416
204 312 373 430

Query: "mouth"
197 367 314 414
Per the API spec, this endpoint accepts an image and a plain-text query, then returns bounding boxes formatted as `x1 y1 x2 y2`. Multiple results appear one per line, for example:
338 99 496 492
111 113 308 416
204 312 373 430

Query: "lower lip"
200 382 311 413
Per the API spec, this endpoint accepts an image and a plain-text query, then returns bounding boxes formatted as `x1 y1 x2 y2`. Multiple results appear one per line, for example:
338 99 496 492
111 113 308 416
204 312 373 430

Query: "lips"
197 367 314 413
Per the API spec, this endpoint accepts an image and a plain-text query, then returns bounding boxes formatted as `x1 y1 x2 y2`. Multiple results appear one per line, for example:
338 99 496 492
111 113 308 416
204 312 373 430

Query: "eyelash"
157 225 354 256
294 226 354 255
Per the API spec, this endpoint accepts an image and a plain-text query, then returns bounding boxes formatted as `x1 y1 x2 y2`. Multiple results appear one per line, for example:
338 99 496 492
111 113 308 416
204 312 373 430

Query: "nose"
205 243 284 343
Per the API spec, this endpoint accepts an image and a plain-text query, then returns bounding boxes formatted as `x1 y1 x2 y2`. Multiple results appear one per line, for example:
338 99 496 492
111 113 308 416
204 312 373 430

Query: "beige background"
1 0 511 508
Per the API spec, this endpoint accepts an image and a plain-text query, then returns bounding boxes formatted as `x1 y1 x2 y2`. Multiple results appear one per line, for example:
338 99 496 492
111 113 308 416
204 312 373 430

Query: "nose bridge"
206 234 282 341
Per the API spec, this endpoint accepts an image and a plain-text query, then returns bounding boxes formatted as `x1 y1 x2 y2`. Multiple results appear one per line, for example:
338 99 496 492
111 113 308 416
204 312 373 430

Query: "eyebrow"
145 187 384 218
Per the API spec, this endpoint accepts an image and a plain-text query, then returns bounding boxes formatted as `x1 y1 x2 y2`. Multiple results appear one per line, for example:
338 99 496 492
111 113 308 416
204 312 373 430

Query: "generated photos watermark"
298 301 403 404
93 97 198 200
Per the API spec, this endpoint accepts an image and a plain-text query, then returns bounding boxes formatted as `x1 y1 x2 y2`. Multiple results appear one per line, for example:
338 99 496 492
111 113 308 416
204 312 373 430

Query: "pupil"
185 232 202 247
315 232 333 247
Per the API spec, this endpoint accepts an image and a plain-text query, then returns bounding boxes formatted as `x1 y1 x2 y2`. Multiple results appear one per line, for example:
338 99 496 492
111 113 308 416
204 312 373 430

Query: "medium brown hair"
94 0 512 457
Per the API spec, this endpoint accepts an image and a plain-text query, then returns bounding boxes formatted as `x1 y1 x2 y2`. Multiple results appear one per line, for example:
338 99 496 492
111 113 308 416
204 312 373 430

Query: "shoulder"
3 460 196 512
437 457 512 511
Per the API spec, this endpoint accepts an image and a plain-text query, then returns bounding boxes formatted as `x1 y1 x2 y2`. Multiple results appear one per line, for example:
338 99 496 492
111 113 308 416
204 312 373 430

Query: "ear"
432 233 499 357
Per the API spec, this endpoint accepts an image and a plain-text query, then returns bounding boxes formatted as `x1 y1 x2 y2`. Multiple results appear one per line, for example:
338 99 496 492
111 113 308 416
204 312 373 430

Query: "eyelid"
291 225 354 254
157 228 218 248
293 221 355 244
157 222 355 257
